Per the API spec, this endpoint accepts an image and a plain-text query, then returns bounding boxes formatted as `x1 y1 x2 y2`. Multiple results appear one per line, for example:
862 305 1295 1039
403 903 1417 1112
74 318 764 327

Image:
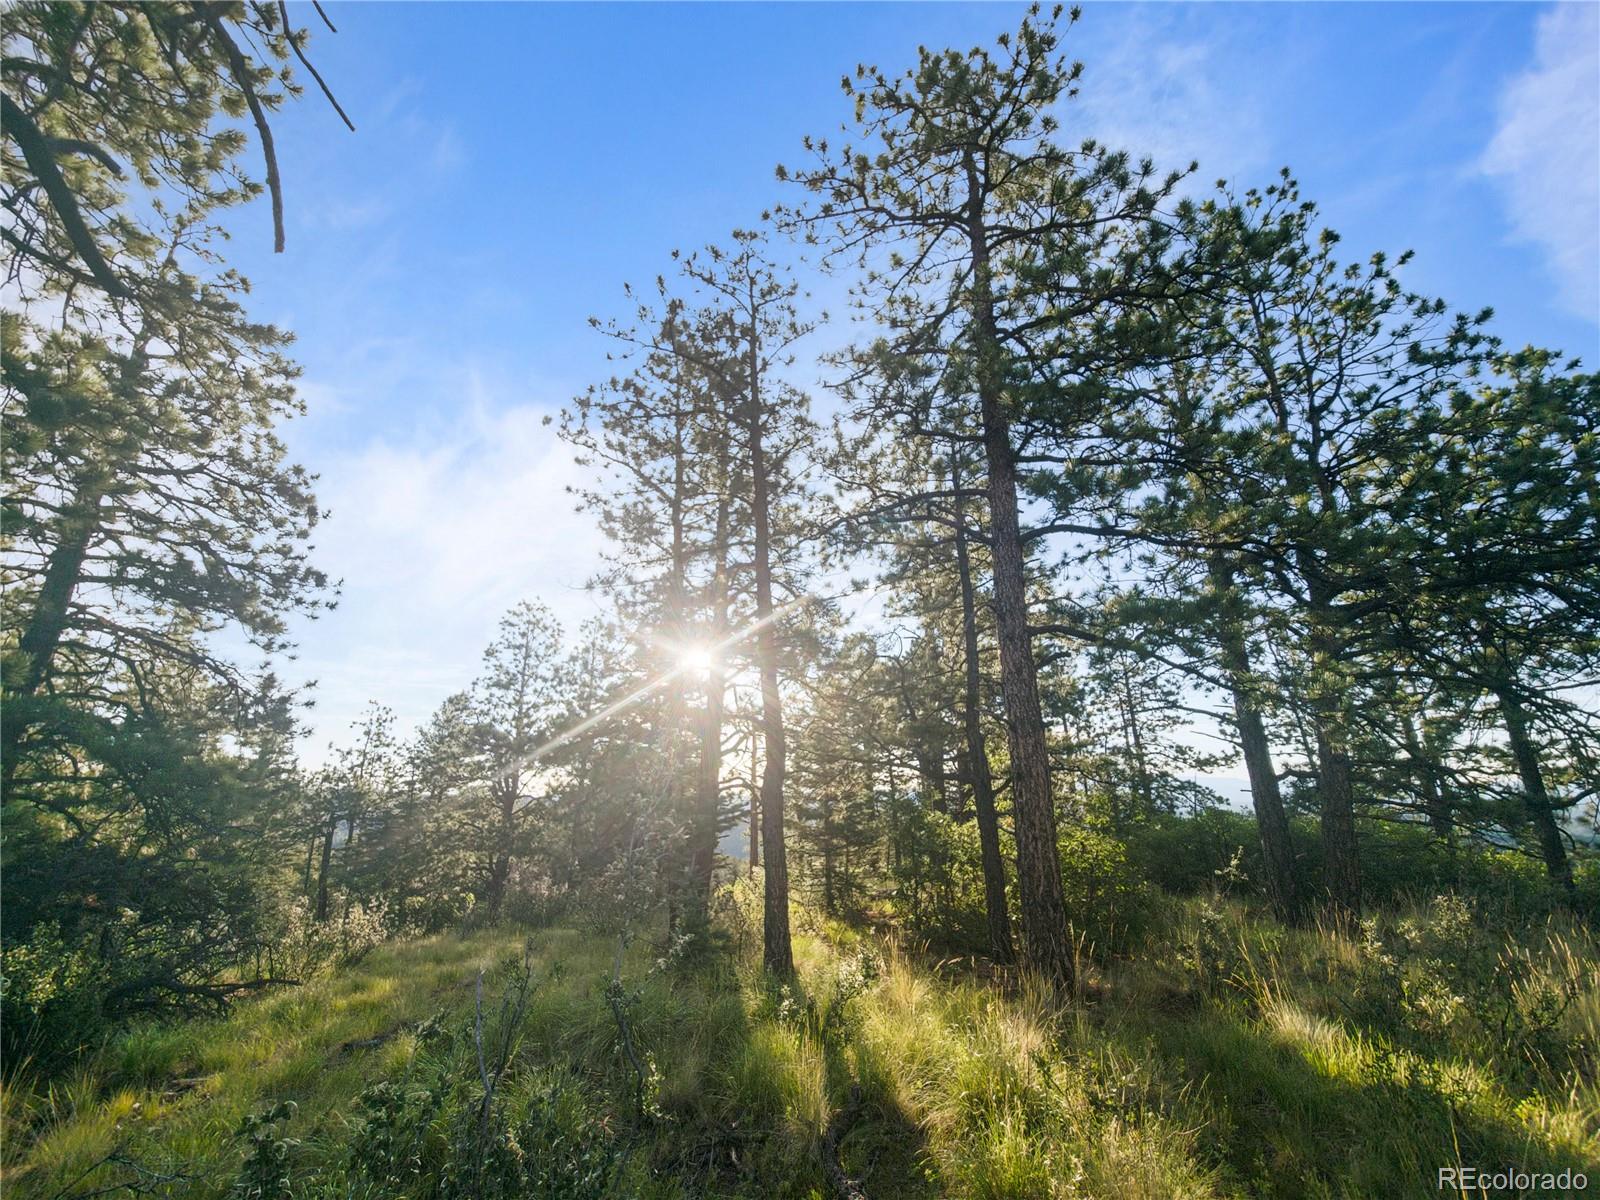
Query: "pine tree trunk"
953 470 1015 964
1497 689 1574 895
749 731 761 877
1401 711 1453 842
315 807 338 922
1209 561 1300 920
486 781 517 919
689 663 724 921
1302 584 1360 921
2 491 102 791
1234 686 1301 920
964 169 1073 990
747 317 793 976
1312 709 1361 922
689 469 733 925
4 338 147 789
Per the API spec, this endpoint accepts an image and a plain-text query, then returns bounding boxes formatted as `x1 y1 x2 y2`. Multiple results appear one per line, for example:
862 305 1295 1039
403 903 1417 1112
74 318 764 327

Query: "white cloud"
1071 10 1274 191
286 379 607 758
1482 3 1600 322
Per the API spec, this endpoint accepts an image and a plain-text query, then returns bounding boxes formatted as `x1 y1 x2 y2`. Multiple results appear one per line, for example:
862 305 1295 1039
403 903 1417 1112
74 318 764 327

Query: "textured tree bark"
1302 583 1360 922
1311 701 1361 922
1232 682 1301 921
964 168 1073 990
1497 690 1575 896
747 312 794 976
953 469 1016 964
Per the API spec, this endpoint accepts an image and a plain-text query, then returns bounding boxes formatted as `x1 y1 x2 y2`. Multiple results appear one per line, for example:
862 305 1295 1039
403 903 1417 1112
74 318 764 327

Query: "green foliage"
232 1101 298 1200
3 0 344 304
7 15 1600 1200
1348 895 1594 1085
1058 825 1156 959
9 907 1599 1200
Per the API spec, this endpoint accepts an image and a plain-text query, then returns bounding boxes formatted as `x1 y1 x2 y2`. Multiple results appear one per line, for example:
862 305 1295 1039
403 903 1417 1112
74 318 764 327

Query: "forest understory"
6 879 1598 1200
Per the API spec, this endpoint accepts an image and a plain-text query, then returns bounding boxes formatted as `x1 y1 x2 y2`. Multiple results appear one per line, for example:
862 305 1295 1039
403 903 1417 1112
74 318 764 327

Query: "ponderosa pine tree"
469 601 566 918
3 0 351 303
779 4 1189 985
563 296 742 934
677 233 821 977
1377 352 1600 894
1064 180 1501 918
1 226 331 794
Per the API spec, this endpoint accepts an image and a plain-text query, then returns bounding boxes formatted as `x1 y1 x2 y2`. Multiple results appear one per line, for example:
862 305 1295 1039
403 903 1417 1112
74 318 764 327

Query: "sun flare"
678 643 717 673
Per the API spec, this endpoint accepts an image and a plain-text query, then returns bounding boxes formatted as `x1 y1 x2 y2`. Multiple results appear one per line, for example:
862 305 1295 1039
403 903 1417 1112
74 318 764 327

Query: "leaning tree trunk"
965 181 1073 990
1497 688 1575 897
953 464 1015 964
4 337 150 792
2 488 102 792
1209 560 1301 921
1232 681 1301 922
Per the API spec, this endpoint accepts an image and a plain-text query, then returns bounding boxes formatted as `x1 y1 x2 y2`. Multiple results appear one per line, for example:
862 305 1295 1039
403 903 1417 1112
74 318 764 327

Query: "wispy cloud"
1481 3 1600 323
287 374 605 756
1072 8 1274 189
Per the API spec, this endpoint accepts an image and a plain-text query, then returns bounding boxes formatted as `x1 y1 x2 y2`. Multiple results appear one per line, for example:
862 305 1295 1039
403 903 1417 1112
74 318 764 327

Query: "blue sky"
219 2 1600 760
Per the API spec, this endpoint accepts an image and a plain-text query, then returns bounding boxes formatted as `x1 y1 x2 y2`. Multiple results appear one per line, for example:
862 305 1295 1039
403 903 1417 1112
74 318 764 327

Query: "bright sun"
678 644 716 672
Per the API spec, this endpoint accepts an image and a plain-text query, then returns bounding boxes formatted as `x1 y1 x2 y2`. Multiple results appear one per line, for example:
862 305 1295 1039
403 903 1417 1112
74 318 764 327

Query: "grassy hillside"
6 890 1597 1199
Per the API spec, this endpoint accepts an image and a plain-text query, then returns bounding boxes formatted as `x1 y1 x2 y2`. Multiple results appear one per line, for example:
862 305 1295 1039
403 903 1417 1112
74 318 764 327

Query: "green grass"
5 893 1596 1199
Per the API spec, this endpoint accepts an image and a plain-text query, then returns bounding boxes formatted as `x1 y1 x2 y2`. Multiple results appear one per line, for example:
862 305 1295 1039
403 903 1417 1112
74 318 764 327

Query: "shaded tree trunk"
2 489 103 791
1312 710 1360 922
1401 710 1454 842
315 805 338 922
965 168 1073 989
952 464 1015 964
747 317 793 976
1497 689 1574 896
1209 560 1301 921
1232 683 1300 922
1302 585 1360 921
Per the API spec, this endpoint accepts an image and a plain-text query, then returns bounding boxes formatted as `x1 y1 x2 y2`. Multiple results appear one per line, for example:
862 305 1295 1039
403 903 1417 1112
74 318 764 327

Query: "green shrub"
1059 824 1156 958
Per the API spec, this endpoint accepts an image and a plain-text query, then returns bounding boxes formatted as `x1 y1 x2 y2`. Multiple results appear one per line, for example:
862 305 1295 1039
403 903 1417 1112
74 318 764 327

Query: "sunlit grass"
6 896 1596 1199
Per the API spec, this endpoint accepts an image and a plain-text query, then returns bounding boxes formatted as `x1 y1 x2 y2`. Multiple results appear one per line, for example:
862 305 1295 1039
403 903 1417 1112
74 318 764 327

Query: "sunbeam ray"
490 594 813 786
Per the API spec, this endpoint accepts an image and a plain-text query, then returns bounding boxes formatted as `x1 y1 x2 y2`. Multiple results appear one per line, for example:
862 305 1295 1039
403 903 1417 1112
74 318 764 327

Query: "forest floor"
5 891 1597 1200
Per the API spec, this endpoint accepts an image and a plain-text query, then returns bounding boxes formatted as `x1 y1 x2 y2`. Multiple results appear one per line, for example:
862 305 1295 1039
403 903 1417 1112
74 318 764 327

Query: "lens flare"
489 595 809 785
